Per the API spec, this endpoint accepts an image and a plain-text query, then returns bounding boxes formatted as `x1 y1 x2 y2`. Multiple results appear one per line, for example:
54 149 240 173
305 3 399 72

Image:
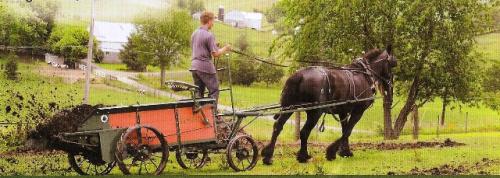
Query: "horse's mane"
363 49 383 62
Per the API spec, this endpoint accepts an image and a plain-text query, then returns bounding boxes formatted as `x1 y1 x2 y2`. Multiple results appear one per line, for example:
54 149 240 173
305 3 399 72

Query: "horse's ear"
386 44 393 55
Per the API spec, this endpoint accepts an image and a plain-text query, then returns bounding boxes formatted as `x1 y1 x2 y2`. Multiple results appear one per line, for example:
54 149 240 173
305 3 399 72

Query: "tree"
120 33 150 72
0 2 48 47
135 11 193 88
188 0 205 15
483 63 500 110
273 0 493 139
4 55 18 80
265 3 284 24
27 0 58 41
48 25 99 69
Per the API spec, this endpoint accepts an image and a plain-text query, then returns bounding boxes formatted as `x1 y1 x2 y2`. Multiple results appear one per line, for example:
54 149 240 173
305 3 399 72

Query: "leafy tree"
134 10 193 88
27 0 58 41
188 0 205 15
0 2 48 47
4 55 18 80
48 25 99 69
273 0 493 139
483 63 500 110
265 3 284 24
120 33 150 72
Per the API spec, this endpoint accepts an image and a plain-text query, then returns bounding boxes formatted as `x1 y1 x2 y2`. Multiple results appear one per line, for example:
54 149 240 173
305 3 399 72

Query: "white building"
224 11 263 30
93 21 137 63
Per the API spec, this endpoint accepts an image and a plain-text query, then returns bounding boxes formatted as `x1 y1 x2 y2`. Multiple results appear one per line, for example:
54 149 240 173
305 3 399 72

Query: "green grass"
96 63 164 72
55 0 168 23
476 32 500 64
1 132 500 175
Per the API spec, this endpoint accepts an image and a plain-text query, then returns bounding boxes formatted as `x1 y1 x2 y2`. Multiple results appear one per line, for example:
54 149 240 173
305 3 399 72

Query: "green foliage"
48 25 98 69
134 10 194 86
483 63 500 110
257 60 284 86
120 34 150 72
188 0 205 15
27 0 58 41
0 2 48 47
264 3 284 24
274 0 494 136
4 55 18 80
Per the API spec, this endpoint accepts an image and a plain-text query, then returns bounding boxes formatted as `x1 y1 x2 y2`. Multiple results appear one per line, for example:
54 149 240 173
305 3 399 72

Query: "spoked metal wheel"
226 135 258 172
68 153 115 175
115 126 169 175
176 148 209 169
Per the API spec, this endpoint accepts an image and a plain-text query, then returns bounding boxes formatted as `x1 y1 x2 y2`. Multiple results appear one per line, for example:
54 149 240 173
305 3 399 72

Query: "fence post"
295 112 301 142
465 112 468 133
436 115 440 138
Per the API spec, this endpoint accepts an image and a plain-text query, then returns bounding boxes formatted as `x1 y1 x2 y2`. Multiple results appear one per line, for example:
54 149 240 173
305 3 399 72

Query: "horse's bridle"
355 54 394 90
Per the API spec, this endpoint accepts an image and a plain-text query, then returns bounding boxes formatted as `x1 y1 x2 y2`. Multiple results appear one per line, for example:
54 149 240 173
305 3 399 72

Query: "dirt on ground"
277 138 465 151
37 65 89 84
351 138 465 151
402 158 500 175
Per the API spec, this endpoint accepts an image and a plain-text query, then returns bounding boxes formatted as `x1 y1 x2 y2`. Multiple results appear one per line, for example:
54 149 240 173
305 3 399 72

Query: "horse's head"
362 45 397 97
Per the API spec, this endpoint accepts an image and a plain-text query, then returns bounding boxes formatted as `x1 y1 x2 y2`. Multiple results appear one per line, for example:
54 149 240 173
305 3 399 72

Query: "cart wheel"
115 126 168 175
68 153 115 175
176 148 209 169
226 135 258 172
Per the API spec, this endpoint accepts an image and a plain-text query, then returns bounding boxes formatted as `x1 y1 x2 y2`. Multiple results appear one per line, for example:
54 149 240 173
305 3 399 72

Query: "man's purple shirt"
190 26 219 74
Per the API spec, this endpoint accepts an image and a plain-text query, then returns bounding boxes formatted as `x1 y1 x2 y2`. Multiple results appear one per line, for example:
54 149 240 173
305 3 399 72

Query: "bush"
120 34 150 72
5 56 18 80
257 60 284 86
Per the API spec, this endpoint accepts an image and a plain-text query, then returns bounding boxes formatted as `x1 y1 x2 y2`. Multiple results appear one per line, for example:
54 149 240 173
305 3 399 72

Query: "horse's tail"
274 72 303 120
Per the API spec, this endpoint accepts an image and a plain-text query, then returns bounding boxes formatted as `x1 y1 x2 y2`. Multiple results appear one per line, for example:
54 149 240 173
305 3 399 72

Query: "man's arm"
208 35 231 58
212 45 231 58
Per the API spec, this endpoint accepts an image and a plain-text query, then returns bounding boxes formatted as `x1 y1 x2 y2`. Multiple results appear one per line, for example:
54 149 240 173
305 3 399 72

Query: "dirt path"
91 65 375 134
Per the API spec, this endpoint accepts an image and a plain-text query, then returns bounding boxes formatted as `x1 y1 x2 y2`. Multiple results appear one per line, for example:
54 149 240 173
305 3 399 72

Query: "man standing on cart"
190 11 231 108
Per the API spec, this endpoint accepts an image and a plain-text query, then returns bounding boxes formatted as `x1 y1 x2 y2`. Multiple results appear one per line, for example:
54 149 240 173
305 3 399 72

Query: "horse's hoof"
326 153 337 161
339 150 354 158
296 153 312 163
262 157 273 165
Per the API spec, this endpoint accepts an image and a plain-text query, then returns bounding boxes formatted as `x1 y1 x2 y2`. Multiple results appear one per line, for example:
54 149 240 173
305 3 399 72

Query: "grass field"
1 132 499 175
476 32 500 64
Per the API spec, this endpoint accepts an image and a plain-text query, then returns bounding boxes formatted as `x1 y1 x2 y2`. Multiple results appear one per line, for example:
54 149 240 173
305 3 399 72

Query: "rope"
230 49 290 68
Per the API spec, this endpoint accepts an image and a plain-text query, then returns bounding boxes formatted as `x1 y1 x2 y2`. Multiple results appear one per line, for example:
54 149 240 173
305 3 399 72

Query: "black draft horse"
261 46 397 164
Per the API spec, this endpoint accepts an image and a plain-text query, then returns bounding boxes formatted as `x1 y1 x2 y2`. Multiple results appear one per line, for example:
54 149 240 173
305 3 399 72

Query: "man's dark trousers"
192 70 219 105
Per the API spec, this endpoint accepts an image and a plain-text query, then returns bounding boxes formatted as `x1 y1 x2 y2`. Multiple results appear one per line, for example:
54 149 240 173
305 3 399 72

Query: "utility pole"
84 0 95 104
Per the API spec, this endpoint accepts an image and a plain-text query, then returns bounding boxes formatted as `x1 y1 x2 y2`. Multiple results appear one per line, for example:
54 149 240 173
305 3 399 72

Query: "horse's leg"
262 112 293 165
325 113 348 161
339 113 354 157
297 109 322 163
327 110 365 160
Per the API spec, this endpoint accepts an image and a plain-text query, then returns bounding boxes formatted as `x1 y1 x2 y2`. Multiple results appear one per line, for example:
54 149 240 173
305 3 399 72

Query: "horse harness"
314 56 390 132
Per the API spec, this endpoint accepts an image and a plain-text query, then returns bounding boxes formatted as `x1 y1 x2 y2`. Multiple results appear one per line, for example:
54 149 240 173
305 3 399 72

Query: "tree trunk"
160 64 166 88
392 75 420 138
412 106 419 140
381 85 395 140
440 98 447 126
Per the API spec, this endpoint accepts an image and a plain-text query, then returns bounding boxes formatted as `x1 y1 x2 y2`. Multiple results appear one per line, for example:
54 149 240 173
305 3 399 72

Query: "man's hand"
212 44 232 58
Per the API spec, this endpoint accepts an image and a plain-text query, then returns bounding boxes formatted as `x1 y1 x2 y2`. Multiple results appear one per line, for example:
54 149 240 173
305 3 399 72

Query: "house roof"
93 21 136 43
